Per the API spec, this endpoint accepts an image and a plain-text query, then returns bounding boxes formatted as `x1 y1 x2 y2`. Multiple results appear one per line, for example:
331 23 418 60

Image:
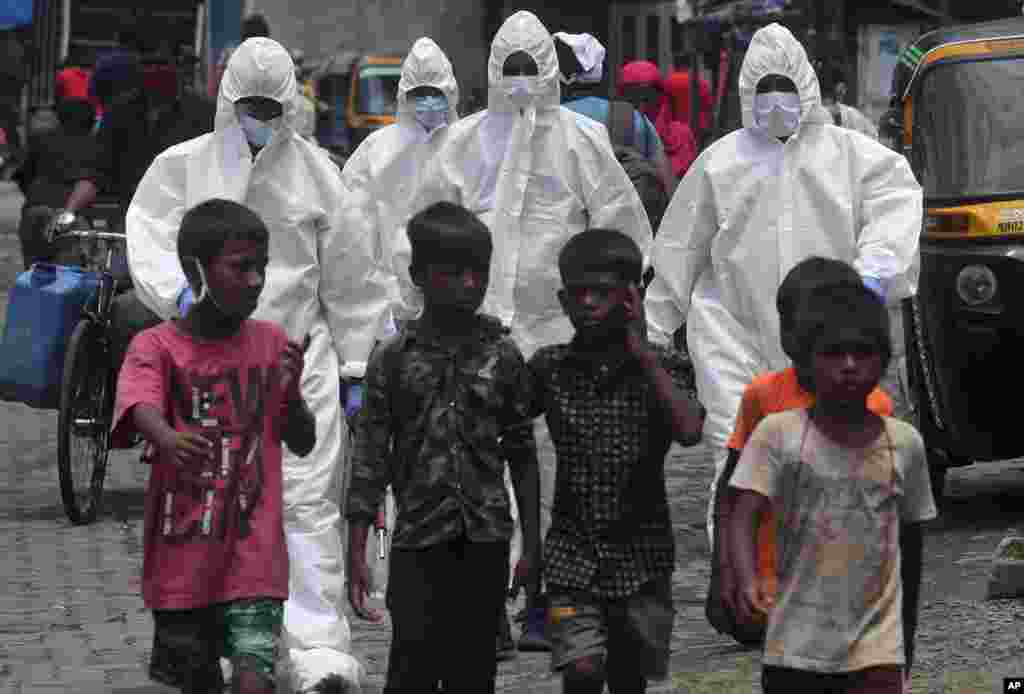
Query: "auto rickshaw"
313 52 402 162
893 16 1024 505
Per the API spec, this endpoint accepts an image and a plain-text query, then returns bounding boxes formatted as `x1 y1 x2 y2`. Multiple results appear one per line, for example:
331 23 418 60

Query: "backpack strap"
607 100 636 150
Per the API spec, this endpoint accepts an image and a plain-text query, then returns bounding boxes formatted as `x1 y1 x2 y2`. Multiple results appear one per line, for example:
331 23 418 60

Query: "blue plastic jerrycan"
0 264 101 409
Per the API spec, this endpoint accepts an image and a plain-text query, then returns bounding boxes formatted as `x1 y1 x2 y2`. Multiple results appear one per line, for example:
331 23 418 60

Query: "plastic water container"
0 264 101 409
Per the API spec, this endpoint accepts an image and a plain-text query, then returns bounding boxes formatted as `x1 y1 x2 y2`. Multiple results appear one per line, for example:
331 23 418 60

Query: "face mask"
754 91 802 139
187 257 225 313
502 76 539 108
237 112 281 148
412 94 449 133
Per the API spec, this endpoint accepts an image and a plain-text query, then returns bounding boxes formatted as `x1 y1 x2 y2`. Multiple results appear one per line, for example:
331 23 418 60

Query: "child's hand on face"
622 284 649 359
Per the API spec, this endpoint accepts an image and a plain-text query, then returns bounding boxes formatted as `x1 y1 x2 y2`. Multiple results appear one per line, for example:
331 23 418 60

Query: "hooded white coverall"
126 38 391 689
339 37 459 597
643 23 922 542
412 11 653 564
342 37 460 324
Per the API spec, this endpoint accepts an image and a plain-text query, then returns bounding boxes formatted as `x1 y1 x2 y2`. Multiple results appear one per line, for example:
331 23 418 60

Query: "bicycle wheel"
58 319 112 525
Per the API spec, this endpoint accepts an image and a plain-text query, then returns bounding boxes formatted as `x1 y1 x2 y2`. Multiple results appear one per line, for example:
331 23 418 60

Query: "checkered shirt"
528 341 700 599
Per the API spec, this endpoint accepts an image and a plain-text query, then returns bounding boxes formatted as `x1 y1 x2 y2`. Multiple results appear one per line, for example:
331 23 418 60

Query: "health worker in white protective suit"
411 9 653 652
338 36 459 601
342 37 460 324
643 23 922 544
126 37 392 691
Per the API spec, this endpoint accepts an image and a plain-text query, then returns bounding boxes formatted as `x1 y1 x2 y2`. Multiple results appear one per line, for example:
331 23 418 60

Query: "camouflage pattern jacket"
346 314 538 548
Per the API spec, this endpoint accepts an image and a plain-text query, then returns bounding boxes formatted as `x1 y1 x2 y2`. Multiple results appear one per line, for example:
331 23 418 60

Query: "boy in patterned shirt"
728 282 936 693
345 201 540 693
529 228 705 694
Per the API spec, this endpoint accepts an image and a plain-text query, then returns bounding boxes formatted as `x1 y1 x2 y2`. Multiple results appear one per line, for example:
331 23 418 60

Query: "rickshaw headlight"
956 265 998 306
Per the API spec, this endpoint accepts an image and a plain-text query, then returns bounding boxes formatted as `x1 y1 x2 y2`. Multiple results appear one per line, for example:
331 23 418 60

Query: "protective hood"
215 37 298 135
487 10 560 113
396 37 460 126
738 23 827 132
553 32 605 84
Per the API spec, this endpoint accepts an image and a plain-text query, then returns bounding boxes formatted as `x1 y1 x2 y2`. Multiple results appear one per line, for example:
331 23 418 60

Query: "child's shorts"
149 598 283 690
762 664 904 694
547 575 675 681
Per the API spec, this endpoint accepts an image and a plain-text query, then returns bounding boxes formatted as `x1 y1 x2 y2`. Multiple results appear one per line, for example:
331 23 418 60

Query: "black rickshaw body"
896 16 1024 469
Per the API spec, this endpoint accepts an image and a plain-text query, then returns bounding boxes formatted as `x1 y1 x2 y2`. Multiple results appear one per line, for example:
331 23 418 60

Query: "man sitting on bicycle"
53 49 216 378
12 98 98 269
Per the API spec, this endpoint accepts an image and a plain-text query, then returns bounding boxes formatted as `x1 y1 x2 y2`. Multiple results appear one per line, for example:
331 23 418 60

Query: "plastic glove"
862 276 886 303
178 286 195 317
344 381 365 419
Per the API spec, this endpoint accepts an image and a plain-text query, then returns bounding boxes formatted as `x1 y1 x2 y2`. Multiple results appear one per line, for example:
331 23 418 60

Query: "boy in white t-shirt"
728 281 936 693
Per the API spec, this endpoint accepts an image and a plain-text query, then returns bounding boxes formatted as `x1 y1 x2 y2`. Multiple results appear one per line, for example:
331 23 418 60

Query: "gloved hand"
862 276 886 303
178 286 195 317
343 380 365 420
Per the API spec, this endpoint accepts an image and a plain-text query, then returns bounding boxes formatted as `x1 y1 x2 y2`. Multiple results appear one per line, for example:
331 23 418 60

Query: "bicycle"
51 210 127 525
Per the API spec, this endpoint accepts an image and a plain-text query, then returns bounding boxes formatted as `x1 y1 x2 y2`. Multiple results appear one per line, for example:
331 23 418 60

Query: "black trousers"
385 535 510 694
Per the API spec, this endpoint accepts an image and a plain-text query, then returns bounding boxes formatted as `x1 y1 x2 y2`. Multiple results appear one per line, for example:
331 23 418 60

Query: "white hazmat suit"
415 10 652 358
342 37 459 323
412 11 653 551
126 37 391 690
338 36 459 597
643 23 922 541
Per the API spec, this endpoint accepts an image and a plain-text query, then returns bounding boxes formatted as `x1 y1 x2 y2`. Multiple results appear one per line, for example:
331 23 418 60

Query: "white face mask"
502 76 540 108
237 112 282 148
754 91 802 139
187 257 221 311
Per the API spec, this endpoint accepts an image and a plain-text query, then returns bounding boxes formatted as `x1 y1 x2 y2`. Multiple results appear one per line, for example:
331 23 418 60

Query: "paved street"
0 182 1022 692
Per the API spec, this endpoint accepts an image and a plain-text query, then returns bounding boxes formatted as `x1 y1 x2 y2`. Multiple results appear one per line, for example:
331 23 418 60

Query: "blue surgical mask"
412 94 449 133
237 112 281 148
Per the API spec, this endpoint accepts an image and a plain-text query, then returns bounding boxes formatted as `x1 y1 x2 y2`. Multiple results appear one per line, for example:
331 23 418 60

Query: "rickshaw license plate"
997 209 1024 234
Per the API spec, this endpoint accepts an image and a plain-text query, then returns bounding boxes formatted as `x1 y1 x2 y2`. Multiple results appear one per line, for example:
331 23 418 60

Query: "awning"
0 0 32 30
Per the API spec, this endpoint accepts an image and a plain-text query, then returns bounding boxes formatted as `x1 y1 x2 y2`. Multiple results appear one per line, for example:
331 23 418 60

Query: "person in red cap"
664 68 712 144
619 60 697 179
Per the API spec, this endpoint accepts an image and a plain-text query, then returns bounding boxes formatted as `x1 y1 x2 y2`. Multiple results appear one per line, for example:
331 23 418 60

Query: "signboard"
0 0 33 30
857 23 925 127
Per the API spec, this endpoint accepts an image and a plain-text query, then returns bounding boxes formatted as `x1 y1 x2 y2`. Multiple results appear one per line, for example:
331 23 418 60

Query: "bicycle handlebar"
53 230 126 243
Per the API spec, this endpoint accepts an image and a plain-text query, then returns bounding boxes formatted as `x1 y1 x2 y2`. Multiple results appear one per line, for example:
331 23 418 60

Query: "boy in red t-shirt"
712 258 893 643
112 198 316 694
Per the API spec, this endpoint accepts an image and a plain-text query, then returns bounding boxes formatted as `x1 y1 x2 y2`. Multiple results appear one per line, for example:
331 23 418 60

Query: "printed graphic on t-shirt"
160 364 277 542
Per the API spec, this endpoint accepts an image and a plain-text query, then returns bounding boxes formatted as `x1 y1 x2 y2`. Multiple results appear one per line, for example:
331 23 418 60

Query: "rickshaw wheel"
58 319 112 525
903 298 952 510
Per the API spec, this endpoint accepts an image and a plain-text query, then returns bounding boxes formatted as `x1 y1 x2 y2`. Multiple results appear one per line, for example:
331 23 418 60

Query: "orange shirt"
726 367 894 594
